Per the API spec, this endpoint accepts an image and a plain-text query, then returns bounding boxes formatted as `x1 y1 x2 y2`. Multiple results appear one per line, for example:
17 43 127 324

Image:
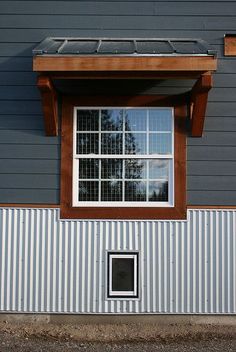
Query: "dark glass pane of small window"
125 159 147 179
101 133 123 154
77 133 99 154
148 181 168 202
125 181 146 201
125 133 146 155
112 258 134 291
125 110 146 131
101 159 123 179
101 181 122 201
79 159 99 179
77 110 99 131
149 109 172 132
101 110 123 131
149 160 168 179
79 181 99 201
149 133 172 155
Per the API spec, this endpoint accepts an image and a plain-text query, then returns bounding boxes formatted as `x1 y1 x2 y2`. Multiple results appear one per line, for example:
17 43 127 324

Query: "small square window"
107 252 139 299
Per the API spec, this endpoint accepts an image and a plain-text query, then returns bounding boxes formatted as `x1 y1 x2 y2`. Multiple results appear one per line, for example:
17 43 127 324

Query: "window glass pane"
149 160 169 179
79 181 99 201
149 133 172 154
101 133 123 154
149 109 172 132
101 110 123 131
125 133 147 155
125 181 146 201
125 109 147 131
112 258 134 291
148 181 168 202
77 110 99 131
77 133 99 154
101 159 123 179
125 159 147 179
101 181 123 201
79 159 99 179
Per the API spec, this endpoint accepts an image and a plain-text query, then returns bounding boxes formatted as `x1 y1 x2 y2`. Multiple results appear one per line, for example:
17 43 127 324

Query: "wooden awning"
33 38 217 137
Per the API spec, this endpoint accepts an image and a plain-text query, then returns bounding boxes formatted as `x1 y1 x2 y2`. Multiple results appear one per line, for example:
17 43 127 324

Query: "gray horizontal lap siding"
0 1 236 205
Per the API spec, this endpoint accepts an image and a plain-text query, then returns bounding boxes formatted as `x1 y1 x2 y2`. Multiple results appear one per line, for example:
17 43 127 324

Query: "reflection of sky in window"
149 133 172 154
77 110 99 131
101 110 123 131
149 109 172 132
125 133 147 154
125 110 147 131
149 160 168 179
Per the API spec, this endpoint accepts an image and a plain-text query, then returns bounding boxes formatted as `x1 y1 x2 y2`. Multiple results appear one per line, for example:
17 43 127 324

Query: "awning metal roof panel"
33 37 217 56
136 41 174 54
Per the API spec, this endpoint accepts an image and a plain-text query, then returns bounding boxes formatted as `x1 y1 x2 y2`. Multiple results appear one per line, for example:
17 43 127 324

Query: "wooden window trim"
60 95 187 220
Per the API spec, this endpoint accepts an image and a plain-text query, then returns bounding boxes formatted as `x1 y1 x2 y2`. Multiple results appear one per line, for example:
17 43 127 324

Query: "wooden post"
190 74 212 137
37 75 58 136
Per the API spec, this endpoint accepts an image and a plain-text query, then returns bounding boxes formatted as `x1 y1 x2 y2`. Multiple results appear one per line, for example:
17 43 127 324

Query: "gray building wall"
0 0 236 205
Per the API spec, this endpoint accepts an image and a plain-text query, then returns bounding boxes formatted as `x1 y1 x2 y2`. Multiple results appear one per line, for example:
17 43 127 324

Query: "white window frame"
72 107 174 207
107 252 139 299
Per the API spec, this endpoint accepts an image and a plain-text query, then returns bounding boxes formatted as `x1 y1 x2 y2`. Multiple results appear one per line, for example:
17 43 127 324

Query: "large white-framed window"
72 107 174 207
107 252 139 299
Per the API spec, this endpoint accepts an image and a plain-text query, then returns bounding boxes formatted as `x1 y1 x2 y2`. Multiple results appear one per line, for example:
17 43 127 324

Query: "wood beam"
33 56 217 72
37 75 58 136
190 74 213 137
49 71 202 80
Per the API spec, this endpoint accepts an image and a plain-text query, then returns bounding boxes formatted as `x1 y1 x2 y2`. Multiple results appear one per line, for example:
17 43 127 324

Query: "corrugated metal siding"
0 208 235 314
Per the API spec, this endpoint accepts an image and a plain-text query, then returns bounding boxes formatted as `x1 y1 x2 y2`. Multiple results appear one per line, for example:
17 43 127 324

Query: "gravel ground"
0 322 236 351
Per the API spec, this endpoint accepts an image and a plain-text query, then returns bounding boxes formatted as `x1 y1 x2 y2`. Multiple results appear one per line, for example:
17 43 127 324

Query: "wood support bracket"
37 75 58 136
190 74 213 137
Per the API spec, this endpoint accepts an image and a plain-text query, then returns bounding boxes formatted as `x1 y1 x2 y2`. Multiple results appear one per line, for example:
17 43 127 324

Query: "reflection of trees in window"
125 181 146 202
101 110 123 131
125 114 141 155
77 109 170 202
149 181 168 202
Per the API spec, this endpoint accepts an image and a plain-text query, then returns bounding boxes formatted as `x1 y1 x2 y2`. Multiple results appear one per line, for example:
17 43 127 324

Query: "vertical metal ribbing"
0 208 236 314
233 211 236 313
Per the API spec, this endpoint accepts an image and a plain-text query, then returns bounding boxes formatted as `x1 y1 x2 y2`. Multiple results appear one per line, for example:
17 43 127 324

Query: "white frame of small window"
72 107 174 207
107 252 139 299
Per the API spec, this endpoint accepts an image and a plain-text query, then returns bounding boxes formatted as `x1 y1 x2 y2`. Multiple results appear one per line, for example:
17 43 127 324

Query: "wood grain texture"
37 75 58 136
224 36 236 56
190 74 212 137
33 56 217 72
